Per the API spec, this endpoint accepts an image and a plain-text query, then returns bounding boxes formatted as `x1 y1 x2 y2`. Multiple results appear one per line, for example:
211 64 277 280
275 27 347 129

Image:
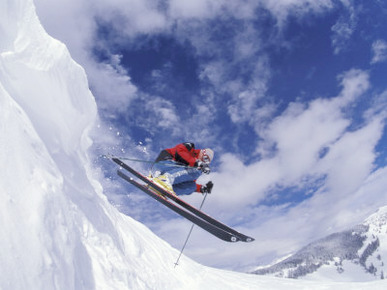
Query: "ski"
117 170 239 243
112 157 254 242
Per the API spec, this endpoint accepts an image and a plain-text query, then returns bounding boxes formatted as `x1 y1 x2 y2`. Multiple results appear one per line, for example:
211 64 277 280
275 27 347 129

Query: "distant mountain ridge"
252 206 387 281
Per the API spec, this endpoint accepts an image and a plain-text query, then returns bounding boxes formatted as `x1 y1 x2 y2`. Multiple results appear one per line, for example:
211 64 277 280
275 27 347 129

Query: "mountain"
253 206 387 282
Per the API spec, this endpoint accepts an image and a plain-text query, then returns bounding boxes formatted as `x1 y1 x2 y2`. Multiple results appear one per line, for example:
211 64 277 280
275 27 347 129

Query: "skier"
151 142 214 196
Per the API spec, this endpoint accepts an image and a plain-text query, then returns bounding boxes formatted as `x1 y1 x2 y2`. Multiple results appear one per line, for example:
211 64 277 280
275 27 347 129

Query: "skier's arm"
175 144 199 166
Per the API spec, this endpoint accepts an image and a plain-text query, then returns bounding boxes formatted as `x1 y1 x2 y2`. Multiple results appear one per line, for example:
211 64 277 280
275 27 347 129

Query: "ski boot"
147 173 176 199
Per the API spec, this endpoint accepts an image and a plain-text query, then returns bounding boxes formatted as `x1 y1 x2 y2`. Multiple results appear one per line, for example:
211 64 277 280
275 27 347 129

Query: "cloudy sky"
34 0 387 271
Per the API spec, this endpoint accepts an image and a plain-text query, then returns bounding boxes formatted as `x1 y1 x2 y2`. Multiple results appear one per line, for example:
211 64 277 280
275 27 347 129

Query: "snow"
0 0 386 289
301 260 378 282
361 206 387 279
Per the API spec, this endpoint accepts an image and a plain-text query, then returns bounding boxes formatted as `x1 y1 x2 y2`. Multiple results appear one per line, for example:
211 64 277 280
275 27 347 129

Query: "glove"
200 181 214 194
196 160 211 174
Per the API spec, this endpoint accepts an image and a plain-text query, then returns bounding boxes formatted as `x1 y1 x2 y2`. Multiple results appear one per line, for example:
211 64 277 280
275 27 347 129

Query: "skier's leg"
168 167 201 184
153 160 201 187
152 160 177 175
173 181 197 196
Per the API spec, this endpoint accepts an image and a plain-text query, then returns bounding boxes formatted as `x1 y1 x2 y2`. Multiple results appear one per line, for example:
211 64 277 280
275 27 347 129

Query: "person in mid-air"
151 142 214 196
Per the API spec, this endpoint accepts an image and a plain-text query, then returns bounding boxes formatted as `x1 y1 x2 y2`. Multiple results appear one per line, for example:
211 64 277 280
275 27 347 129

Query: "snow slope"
0 0 386 289
253 206 387 282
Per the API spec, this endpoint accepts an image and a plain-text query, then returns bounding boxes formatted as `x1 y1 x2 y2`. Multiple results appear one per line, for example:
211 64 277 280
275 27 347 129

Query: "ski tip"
111 157 124 166
245 237 255 242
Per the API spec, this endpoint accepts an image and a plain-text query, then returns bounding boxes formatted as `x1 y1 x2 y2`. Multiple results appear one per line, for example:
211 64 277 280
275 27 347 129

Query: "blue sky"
35 0 387 271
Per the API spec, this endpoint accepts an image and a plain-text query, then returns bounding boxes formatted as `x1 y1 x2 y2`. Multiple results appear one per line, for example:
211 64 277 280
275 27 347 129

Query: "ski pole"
101 154 154 164
174 192 208 268
102 154 194 168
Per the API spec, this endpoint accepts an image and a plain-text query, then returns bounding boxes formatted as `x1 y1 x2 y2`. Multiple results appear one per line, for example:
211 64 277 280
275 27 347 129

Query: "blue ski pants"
153 160 202 195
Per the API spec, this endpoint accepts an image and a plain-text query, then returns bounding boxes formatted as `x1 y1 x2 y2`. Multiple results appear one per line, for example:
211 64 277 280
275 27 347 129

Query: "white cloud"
262 0 335 28
169 0 220 19
364 89 387 121
227 58 271 124
169 0 260 21
169 0 336 25
371 39 387 64
87 58 138 113
92 0 168 38
144 96 181 135
265 100 348 181
330 0 357 54
336 69 370 105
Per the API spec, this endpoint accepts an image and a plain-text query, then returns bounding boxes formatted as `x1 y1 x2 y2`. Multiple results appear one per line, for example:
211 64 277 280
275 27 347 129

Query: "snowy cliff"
253 206 387 282
0 0 386 289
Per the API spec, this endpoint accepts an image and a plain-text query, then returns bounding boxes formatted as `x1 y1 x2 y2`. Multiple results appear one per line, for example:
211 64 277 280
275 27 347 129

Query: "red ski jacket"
155 142 201 167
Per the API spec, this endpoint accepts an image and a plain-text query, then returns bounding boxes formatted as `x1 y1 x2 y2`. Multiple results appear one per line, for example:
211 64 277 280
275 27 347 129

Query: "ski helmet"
201 148 214 163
